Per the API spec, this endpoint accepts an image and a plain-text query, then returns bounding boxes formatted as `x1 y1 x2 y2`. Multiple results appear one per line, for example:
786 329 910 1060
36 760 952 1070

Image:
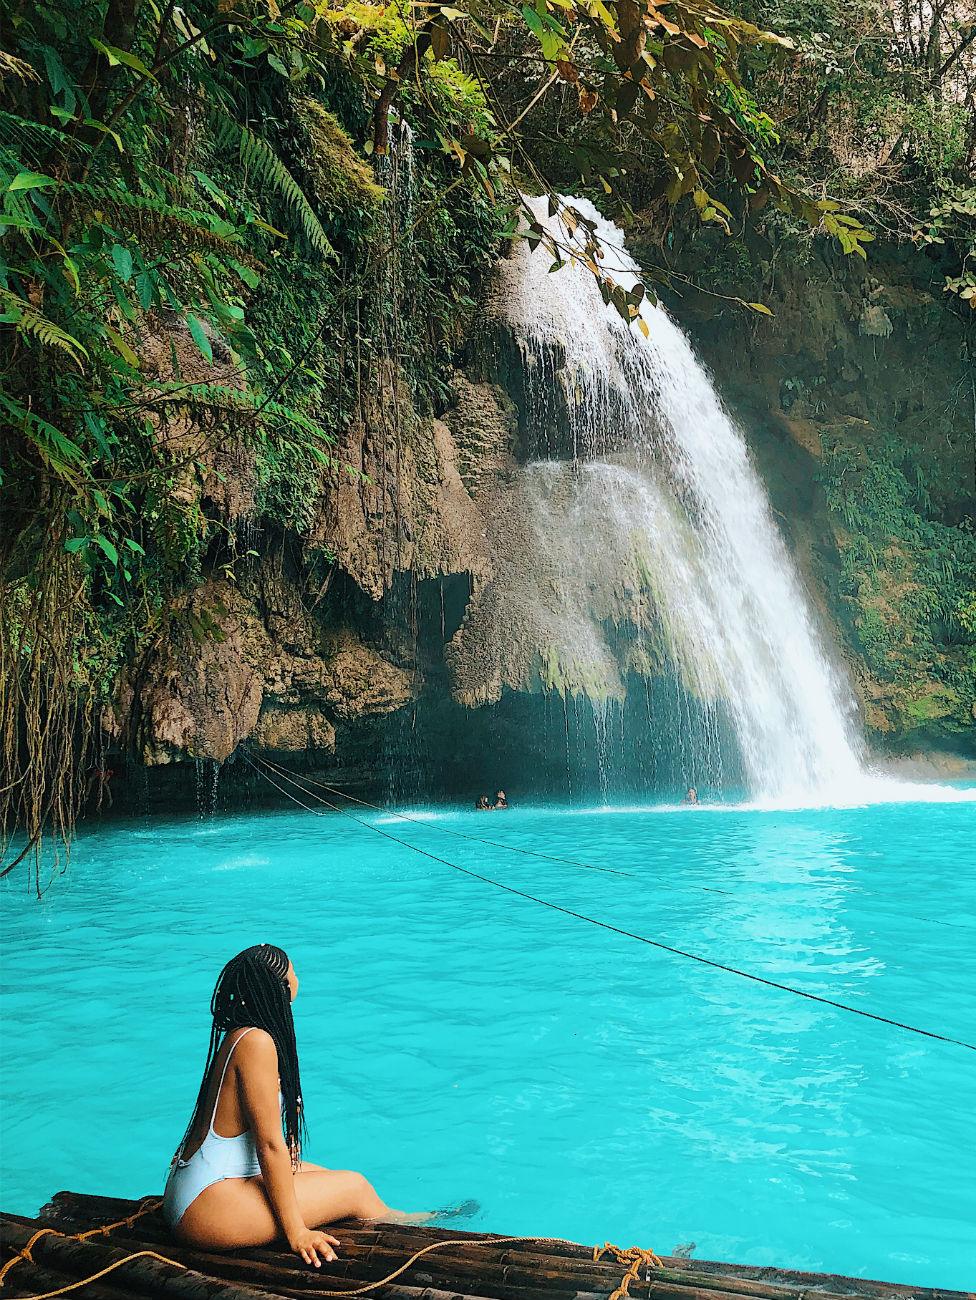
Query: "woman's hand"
289 1228 340 1268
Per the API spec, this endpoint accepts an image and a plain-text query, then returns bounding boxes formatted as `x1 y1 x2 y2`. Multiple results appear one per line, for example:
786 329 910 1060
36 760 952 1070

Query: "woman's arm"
237 1030 338 1267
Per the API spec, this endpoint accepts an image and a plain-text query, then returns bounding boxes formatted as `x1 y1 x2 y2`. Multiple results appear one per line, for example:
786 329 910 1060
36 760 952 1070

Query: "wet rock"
858 303 894 338
140 321 257 524
442 374 519 495
252 705 337 753
128 580 271 764
316 631 415 720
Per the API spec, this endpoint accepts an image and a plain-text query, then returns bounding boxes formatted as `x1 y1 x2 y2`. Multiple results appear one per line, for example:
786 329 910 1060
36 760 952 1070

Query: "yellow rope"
309 1234 663 1299
2 1201 662 1300
0 1198 164 1291
0 1231 59 1284
6 1250 188 1300
72 1198 163 1242
593 1242 664 1300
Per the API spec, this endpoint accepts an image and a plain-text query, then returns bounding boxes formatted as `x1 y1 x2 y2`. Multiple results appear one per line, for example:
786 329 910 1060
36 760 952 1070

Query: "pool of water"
2 797 975 1289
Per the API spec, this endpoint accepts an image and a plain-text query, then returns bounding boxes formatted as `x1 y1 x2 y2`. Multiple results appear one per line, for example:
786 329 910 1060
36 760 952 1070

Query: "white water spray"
484 197 960 806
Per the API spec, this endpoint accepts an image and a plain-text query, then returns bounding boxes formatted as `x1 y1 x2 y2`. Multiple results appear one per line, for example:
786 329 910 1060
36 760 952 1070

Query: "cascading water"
465 196 873 805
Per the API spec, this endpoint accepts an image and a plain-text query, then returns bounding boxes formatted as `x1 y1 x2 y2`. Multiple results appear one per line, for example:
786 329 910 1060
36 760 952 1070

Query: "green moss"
539 646 619 699
819 431 976 739
325 3 494 138
295 99 385 219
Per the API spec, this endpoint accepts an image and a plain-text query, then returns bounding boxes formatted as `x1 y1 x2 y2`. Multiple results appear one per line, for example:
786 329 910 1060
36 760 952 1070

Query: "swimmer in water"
683 787 698 805
475 795 491 810
494 790 509 809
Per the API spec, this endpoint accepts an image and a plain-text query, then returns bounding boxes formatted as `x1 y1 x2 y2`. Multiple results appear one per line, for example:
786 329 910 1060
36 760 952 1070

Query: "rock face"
107 241 974 799
660 232 975 752
114 581 271 765
113 372 517 773
140 323 258 524
307 364 513 600
114 569 416 765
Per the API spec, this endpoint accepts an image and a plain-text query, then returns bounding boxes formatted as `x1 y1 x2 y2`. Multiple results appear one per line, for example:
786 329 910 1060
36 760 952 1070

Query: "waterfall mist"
453 196 871 805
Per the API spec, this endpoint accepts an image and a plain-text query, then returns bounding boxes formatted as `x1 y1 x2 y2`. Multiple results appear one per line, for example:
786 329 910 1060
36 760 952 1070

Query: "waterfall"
476 196 872 805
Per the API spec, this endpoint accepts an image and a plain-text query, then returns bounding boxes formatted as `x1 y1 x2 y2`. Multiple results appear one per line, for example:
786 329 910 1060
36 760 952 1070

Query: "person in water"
163 944 426 1266
475 795 492 810
683 787 698 805
494 790 508 809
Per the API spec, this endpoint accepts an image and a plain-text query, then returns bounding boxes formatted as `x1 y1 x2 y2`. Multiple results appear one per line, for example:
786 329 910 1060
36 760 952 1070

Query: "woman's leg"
176 1169 421 1250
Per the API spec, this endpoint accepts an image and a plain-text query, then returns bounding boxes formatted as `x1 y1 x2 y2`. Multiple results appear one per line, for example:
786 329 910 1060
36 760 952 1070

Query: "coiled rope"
243 753 976 1052
594 1243 664 1300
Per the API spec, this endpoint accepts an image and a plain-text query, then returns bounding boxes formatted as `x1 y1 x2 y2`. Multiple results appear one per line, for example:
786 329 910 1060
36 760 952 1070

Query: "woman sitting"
163 944 424 1268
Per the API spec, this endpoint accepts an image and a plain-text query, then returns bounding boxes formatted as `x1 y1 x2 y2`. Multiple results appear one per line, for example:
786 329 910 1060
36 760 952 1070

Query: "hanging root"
0 508 95 891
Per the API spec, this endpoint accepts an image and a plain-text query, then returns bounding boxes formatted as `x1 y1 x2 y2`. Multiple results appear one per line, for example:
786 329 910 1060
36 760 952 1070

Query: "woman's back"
163 1026 267 1227
180 1027 262 1159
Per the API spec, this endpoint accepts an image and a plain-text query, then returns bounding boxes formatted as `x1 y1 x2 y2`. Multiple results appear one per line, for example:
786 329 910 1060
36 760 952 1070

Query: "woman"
163 944 421 1268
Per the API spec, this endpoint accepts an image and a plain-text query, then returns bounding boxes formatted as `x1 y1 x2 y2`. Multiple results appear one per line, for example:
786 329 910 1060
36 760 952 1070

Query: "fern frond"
0 288 88 365
147 380 336 445
0 51 40 84
0 111 84 167
0 391 86 482
213 115 334 259
60 182 241 251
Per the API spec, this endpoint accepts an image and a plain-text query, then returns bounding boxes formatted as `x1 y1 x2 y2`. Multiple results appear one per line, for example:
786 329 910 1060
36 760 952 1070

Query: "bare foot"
431 1200 480 1224
369 1208 438 1225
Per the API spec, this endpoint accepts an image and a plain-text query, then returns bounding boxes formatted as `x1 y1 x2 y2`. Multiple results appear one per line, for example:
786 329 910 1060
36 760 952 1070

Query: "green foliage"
295 100 385 219
915 186 976 307
0 0 921 863
212 114 336 257
325 0 876 311
734 0 975 278
819 434 976 735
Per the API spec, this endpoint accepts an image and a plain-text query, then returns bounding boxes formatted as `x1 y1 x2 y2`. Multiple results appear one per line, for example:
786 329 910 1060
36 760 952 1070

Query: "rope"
72 1199 163 1242
309 1235 563 1297
307 1236 664 1299
0 1198 165 1292
593 1243 664 1300
242 754 976 1052
0 1231 59 1284
2 1217 659 1300
4 1250 188 1300
257 756 639 881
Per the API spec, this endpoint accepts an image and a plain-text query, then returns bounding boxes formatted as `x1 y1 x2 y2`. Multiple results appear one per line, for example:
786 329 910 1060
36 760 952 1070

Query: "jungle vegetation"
1 0 973 876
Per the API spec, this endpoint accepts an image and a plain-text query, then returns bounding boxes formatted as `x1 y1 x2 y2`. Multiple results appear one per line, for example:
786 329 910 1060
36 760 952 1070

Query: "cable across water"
242 754 976 1053
254 755 975 931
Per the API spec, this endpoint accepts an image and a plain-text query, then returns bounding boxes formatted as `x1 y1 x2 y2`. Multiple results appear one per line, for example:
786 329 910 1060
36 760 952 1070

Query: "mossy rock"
295 98 384 219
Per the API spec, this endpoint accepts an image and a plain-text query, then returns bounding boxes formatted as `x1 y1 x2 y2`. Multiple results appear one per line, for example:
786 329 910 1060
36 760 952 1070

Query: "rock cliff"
103 232 975 809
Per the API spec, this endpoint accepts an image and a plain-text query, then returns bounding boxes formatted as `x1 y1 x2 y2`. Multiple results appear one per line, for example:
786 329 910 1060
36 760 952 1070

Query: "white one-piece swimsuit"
162 1027 266 1227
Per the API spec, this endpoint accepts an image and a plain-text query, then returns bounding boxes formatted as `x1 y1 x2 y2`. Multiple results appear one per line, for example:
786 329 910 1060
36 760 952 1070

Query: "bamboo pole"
26 1195 974 1300
0 1257 134 1300
0 1217 282 1300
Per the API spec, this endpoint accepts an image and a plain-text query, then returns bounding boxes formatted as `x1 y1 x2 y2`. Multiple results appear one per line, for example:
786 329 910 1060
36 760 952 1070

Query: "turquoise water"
2 798 975 1289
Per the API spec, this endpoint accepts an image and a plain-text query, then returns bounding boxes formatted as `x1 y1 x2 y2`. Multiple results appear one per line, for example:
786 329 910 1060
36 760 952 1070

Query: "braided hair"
177 944 306 1166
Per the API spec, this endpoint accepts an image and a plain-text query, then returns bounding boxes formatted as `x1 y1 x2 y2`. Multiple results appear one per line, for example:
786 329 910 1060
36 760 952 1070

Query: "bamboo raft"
1 1194 971 1300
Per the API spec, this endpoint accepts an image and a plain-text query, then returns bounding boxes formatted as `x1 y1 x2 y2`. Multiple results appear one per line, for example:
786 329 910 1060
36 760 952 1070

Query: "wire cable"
256 755 727 890
254 755 976 929
242 754 976 1053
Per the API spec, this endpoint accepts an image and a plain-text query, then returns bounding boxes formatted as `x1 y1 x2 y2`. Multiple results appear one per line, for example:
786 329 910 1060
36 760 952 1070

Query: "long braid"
174 944 306 1167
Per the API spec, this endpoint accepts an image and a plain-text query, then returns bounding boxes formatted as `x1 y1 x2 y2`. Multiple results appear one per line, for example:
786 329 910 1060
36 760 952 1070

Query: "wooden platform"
0 1193 971 1300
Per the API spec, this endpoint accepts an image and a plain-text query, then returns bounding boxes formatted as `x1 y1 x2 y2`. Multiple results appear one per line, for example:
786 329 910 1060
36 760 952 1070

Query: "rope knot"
593 1242 664 1300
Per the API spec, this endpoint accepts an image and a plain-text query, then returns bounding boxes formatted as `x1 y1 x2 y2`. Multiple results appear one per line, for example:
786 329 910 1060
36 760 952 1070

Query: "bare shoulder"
233 1027 277 1063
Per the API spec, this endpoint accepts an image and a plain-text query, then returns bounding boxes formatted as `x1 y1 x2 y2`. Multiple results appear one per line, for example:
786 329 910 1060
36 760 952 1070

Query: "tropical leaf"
0 288 88 364
213 115 334 258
